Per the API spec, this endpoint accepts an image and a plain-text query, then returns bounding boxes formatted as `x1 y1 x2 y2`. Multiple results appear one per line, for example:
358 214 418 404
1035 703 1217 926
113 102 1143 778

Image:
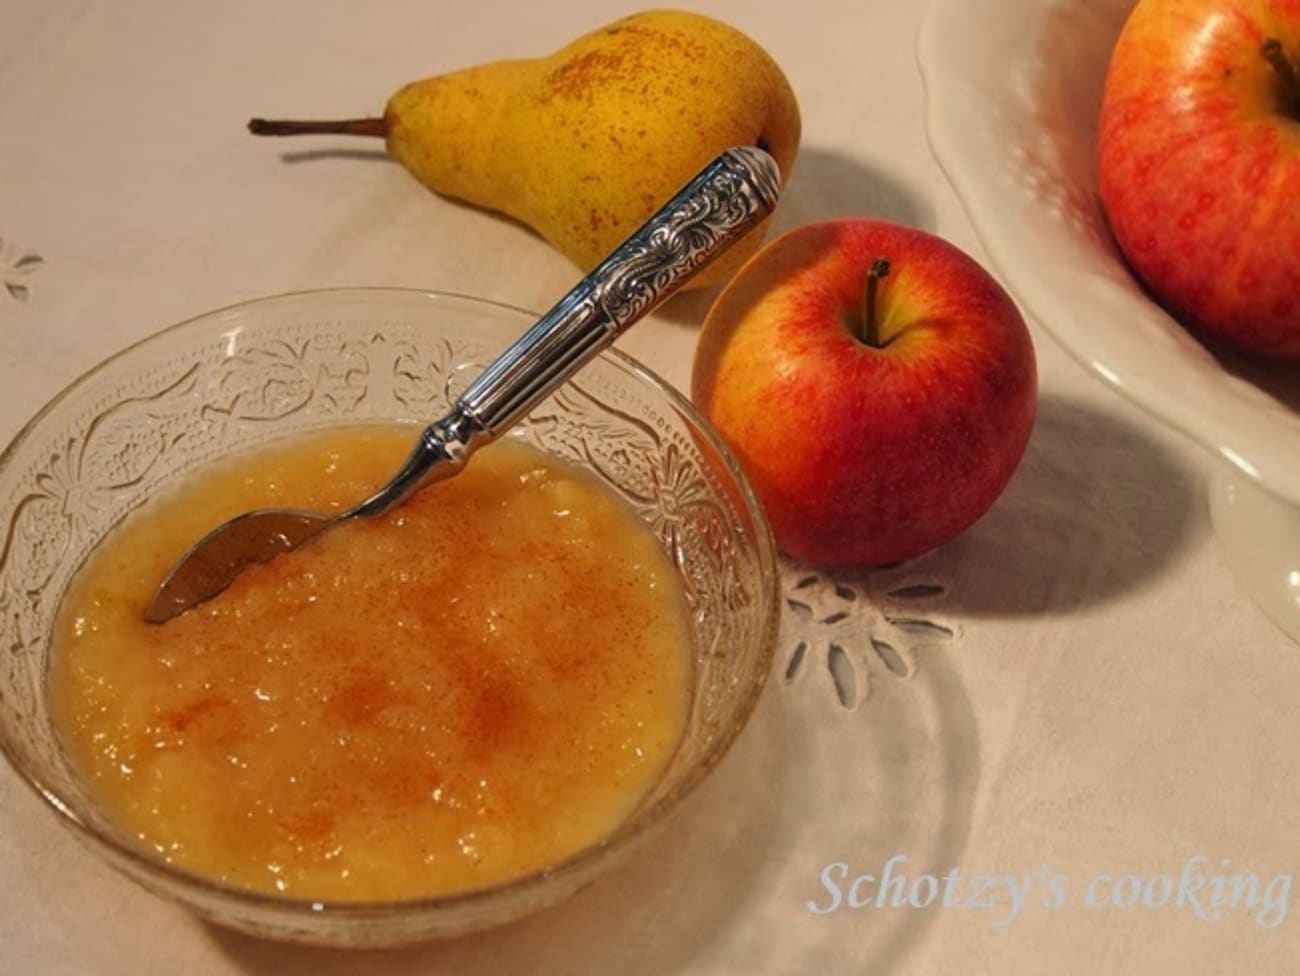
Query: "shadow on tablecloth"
923 392 1204 617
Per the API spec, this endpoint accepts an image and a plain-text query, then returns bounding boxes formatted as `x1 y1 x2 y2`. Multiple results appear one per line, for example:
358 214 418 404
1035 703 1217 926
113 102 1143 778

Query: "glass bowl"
0 288 780 947
918 0 1300 640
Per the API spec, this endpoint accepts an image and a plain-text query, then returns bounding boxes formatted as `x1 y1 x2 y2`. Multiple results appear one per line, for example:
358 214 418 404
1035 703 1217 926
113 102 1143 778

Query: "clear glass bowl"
0 288 780 947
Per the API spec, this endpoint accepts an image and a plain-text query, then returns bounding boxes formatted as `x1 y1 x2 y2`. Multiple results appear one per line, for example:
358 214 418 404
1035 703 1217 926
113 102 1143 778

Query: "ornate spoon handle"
350 146 781 518
461 145 780 432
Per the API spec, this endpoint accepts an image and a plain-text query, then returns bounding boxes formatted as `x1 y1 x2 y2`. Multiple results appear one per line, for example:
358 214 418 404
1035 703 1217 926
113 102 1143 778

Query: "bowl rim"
0 285 782 923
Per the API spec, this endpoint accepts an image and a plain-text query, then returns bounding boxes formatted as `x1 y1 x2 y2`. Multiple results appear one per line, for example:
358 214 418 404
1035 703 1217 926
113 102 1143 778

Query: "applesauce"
48 427 691 901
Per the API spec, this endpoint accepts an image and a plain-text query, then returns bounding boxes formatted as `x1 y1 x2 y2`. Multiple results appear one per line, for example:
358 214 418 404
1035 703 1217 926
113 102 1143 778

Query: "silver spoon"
144 146 781 623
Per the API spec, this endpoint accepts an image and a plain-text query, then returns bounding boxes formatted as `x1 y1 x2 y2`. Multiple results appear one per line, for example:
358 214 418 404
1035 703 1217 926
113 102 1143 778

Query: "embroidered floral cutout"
782 563 957 710
1 238 45 302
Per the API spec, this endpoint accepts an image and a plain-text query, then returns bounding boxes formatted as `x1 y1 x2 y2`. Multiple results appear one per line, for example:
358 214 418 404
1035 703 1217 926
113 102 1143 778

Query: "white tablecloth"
2 1 1296 972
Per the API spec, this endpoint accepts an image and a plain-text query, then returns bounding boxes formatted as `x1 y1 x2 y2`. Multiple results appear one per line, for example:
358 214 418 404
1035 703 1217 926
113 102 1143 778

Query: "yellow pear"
250 10 800 289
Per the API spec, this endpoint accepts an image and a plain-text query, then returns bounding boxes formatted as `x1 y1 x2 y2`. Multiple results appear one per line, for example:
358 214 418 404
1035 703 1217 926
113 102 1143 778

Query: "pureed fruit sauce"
49 428 690 900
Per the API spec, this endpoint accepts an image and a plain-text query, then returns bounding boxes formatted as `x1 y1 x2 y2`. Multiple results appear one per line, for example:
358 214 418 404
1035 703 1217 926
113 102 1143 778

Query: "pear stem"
859 257 892 348
247 117 388 138
1261 38 1300 115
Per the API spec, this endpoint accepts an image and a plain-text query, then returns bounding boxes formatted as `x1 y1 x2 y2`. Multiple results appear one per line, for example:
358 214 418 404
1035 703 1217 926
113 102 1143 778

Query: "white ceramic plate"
918 0 1300 496
918 0 1300 638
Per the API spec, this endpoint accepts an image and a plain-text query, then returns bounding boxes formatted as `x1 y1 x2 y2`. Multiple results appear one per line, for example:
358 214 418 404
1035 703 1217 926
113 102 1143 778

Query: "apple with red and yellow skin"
691 219 1037 568
1098 0 1300 357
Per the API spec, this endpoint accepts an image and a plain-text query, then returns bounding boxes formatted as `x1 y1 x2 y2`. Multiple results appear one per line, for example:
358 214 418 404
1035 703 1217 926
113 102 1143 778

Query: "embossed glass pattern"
0 289 780 947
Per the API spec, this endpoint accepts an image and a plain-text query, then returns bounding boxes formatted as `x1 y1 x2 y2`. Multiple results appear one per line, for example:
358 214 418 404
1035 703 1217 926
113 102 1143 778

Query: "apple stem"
860 257 892 348
1261 38 1300 114
247 117 389 138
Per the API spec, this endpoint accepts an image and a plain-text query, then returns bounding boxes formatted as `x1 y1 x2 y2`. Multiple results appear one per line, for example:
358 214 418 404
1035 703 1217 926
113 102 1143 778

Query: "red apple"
691 219 1037 568
1098 0 1300 357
